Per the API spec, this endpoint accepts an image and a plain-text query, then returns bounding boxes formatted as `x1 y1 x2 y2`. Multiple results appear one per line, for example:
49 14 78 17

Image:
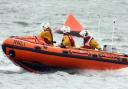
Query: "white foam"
0 65 24 74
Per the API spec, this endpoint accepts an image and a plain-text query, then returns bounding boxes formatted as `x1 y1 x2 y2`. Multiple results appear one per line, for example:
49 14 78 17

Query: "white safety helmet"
60 26 71 33
41 23 51 30
79 30 89 37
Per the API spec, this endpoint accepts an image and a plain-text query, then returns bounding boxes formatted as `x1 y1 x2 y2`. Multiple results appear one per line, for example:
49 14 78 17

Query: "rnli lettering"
13 40 25 46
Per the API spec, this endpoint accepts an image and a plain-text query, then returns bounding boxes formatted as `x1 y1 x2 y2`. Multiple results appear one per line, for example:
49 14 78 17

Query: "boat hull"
2 36 128 72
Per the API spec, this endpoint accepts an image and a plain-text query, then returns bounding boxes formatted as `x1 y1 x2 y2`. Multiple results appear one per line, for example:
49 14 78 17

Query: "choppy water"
1 0 128 89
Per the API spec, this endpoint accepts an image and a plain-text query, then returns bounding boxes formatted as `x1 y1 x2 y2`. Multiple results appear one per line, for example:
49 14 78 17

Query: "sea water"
0 0 128 89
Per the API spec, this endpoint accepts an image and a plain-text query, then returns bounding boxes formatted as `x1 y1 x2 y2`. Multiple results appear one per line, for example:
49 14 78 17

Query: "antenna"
97 14 102 48
111 20 116 52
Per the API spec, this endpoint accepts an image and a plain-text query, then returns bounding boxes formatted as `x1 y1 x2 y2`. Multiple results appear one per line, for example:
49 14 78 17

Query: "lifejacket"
62 33 75 47
68 34 75 46
40 30 53 45
83 36 93 48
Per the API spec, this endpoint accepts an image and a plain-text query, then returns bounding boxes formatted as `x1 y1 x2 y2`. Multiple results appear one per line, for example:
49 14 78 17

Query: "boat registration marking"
13 40 25 46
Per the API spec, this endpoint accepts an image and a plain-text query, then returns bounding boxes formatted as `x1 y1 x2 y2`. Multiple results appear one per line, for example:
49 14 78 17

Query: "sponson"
2 36 128 72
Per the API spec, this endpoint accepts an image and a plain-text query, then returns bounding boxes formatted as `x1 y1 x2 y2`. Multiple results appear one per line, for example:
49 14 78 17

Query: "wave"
0 65 25 74
13 21 29 27
77 68 128 78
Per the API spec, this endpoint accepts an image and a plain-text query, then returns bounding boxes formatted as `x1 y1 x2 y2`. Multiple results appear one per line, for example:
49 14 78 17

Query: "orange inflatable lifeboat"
2 36 128 72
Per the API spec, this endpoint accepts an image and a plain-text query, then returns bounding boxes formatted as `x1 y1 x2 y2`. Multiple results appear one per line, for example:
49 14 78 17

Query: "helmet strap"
85 32 88 36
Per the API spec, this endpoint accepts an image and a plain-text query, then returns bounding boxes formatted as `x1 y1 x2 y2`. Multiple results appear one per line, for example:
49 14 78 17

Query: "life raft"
2 36 128 72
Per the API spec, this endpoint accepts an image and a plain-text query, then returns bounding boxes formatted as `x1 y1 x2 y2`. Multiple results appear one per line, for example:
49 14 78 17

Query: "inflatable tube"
2 36 128 72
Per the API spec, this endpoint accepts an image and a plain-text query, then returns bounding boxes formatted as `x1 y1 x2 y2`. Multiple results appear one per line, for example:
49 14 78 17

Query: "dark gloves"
60 43 66 48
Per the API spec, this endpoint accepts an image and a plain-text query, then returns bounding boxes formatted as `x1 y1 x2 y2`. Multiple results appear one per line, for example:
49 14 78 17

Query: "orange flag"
64 14 84 32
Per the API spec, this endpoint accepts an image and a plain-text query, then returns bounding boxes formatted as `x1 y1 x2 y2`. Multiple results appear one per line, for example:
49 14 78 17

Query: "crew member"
39 23 53 45
60 26 75 48
79 30 101 50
